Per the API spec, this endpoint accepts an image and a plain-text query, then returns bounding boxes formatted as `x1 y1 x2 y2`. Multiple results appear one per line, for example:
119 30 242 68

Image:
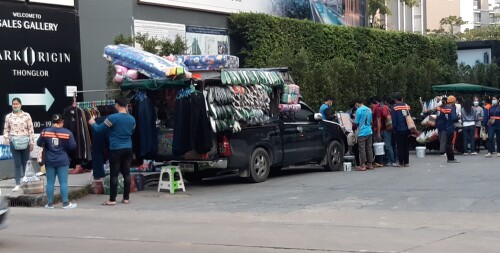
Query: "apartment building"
379 0 426 34
380 0 500 34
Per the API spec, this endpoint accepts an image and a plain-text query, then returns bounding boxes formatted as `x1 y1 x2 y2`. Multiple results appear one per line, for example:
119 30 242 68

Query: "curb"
6 184 91 207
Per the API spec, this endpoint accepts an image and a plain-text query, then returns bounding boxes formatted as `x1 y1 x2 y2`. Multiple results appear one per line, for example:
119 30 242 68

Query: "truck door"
293 105 327 162
280 117 301 165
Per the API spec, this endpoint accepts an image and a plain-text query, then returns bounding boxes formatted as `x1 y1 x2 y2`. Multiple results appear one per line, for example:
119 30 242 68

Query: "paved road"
2 153 500 252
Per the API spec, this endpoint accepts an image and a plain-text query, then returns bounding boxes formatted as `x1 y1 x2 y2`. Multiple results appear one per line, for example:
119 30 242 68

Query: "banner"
138 0 367 27
186 26 229 55
0 2 82 132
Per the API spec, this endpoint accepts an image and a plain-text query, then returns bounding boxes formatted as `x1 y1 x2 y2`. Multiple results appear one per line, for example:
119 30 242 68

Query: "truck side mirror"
313 113 323 121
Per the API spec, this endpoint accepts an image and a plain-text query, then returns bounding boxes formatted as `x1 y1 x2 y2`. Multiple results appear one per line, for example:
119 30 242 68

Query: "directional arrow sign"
8 88 55 111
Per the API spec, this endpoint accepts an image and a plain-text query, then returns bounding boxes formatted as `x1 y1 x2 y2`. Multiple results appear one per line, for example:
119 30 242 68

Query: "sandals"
355 166 366 171
102 201 116 206
102 200 130 206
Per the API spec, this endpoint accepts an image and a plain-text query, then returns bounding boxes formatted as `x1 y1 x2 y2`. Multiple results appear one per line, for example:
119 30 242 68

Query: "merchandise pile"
104 44 192 83
279 84 301 112
207 70 285 133
165 55 239 71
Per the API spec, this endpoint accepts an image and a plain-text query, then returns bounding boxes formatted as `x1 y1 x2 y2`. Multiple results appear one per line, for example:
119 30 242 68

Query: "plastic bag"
21 160 44 194
22 160 40 183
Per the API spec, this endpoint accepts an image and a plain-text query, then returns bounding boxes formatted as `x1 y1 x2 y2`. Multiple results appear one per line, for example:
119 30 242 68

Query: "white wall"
457 48 492 65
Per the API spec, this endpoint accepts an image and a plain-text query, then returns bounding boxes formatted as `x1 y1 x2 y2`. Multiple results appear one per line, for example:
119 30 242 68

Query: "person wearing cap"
37 114 77 209
436 95 459 163
319 97 334 120
89 98 136 206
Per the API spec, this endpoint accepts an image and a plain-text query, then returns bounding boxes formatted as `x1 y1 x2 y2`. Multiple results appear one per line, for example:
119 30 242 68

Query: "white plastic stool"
157 166 186 194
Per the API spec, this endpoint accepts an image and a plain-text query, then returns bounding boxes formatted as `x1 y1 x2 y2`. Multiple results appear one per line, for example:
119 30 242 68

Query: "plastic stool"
157 166 186 194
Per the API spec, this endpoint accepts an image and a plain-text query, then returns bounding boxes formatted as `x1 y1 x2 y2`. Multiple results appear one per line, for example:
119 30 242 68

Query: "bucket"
343 162 352 172
373 142 385 156
416 146 426 158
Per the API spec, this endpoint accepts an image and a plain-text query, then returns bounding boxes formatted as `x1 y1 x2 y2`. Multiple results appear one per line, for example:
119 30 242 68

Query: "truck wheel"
324 140 344 171
183 172 203 183
247 148 271 183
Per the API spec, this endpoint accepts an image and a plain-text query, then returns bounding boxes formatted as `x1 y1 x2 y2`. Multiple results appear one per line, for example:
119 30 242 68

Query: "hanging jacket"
436 105 457 134
391 102 410 132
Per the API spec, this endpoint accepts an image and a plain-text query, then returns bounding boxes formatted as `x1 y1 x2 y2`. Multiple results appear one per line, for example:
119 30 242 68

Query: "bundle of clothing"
165 54 239 71
207 84 271 133
104 44 192 80
280 84 301 112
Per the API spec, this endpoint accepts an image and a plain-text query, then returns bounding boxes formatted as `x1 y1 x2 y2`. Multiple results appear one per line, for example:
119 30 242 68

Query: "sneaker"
44 204 54 209
12 185 21 192
471 152 478 155
391 163 399 167
62 203 77 209
404 164 410 167
485 153 492 158
463 153 469 156
447 159 460 163
497 153 500 157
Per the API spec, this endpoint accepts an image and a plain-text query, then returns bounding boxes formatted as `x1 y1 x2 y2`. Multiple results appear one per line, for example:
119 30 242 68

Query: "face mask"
474 101 479 106
493 100 498 105
12 108 20 113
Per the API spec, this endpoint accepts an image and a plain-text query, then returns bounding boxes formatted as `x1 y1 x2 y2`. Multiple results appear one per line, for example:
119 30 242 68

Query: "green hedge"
229 13 458 111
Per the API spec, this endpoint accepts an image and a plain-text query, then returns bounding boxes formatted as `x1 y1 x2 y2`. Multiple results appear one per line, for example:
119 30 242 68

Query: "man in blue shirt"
319 97 334 120
391 92 411 167
354 98 374 171
89 98 136 206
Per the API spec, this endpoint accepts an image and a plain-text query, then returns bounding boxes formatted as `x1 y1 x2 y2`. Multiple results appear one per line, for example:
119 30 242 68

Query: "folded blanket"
104 44 191 79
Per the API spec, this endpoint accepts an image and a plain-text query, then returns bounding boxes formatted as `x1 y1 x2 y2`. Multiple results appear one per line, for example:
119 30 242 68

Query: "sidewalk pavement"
0 172 92 207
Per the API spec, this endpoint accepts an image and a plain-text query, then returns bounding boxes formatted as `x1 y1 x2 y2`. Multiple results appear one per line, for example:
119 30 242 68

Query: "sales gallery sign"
0 2 82 132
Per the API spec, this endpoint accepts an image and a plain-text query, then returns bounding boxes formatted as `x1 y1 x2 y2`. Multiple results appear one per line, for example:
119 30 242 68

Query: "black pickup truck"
175 101 347 183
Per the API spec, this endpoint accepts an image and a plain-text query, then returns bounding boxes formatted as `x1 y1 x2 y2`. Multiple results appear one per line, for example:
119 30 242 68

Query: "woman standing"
461 99 477 155
37 114 77 209
3 98 35 192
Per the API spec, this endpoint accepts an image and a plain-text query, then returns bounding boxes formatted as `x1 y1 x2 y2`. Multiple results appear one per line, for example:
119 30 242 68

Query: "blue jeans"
382 130 395 164
487 126 500 153
10 144 30 185
462 125 475 153
46 165 70 205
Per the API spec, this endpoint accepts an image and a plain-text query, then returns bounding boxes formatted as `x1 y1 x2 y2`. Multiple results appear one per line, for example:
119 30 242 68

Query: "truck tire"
324 140 344 171
247 148 271 183
183 172 203 183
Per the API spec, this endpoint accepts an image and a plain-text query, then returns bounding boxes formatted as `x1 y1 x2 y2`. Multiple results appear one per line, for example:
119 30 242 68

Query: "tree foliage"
229 13 457 110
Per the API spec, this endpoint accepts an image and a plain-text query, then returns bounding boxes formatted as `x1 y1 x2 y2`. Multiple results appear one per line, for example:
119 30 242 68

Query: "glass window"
294 106 314 122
